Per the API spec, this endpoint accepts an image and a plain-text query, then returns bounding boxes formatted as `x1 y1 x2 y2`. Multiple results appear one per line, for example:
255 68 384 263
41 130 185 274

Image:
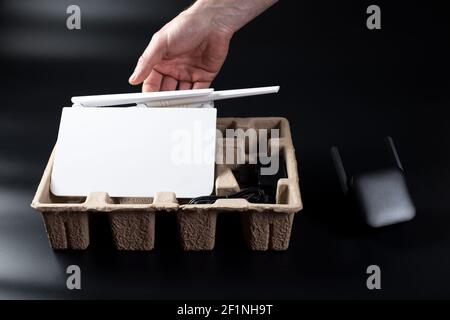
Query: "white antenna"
71 89 213 107
71 86 280 108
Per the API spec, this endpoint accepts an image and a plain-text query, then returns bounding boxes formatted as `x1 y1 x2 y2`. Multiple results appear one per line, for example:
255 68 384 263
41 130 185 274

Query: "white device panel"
50 107 217 198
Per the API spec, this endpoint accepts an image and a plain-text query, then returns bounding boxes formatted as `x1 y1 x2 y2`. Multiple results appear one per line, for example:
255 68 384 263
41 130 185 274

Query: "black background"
1 0 450 299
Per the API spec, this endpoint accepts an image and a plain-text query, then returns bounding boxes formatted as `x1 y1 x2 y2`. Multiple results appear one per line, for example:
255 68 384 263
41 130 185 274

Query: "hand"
128 0 278 92
128 7 233 91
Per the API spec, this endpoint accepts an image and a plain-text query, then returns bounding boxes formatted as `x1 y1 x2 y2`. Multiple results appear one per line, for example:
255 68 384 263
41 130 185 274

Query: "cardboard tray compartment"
31 117 302 251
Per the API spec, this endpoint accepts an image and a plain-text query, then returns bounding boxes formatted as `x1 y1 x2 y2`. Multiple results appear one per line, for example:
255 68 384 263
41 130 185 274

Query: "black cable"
188 187 269 204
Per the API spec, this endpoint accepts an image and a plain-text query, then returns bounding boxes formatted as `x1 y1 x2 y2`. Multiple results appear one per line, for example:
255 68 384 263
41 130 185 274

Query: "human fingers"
142 70 163 92
178 81 193 90
192 81 211 89
160 75 178 91
129 33 165 85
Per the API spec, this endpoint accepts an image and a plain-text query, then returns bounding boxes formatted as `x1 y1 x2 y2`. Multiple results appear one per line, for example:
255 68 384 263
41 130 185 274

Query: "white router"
71 86 279 108
51 86 280 198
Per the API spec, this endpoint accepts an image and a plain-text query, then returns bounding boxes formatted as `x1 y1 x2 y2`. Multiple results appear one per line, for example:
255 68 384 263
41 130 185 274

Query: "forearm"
188 0 278 35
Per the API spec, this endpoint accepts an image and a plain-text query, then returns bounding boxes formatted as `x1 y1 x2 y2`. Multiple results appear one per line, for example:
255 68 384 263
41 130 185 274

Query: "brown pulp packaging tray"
31 117 303 251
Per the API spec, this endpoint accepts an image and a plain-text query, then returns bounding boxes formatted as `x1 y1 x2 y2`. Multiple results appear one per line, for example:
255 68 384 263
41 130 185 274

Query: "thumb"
129 33 165 85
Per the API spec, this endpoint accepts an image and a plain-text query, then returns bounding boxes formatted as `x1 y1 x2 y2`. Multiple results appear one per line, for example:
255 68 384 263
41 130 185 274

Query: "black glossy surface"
1 0 450 299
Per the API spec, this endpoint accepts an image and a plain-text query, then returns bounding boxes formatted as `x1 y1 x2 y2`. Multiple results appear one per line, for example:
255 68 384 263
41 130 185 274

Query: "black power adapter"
189 160 287 205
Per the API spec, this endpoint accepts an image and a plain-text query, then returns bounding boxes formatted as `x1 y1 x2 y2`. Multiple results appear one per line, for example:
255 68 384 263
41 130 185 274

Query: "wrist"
185 0 278 38
187 0 246 36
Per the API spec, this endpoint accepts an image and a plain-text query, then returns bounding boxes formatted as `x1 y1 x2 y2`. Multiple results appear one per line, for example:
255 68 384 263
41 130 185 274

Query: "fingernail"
129 73 136 83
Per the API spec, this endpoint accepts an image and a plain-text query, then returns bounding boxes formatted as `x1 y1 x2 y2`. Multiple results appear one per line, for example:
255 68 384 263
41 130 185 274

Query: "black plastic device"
331 137 416 227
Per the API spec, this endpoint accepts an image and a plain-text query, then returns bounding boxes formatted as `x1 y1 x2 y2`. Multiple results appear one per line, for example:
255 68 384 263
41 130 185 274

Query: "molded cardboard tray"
31 117 302 251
